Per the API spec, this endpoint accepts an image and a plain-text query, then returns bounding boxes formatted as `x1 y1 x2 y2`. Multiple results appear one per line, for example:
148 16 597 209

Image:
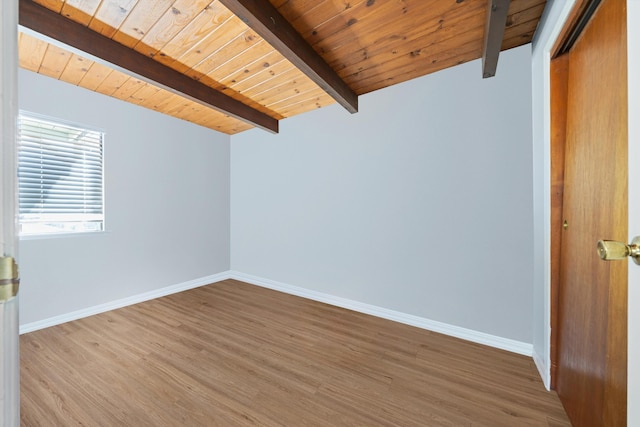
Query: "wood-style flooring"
21 279 570 426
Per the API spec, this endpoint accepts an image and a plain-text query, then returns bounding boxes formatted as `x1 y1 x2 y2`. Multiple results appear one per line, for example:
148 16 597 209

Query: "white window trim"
17 111 106 237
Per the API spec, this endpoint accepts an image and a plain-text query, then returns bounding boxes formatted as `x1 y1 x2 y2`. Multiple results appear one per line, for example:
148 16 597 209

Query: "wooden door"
627 2 640 424
554 0 628 425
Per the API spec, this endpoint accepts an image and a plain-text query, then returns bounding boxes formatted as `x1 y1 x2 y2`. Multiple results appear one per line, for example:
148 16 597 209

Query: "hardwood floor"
21 279 570 426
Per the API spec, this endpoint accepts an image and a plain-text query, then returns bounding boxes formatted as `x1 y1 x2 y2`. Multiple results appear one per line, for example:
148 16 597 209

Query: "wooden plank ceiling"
18 0 547 134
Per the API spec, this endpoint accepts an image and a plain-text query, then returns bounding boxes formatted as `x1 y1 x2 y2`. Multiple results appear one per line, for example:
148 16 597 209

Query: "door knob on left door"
597 236 640 265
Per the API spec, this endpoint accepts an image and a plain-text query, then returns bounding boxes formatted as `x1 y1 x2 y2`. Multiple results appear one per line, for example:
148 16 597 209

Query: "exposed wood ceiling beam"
481 0 511 78
18 0 279 133
219 0 358 114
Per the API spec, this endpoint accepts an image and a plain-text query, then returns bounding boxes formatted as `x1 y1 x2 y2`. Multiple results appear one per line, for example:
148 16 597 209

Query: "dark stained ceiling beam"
482 0 511 78
219 0 358 114
18 0 279 133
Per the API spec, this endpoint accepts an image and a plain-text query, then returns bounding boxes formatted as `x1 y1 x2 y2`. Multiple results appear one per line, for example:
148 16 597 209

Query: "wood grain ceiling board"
502 1 548 50
270 0 546 95
20 0 547 134
18 31 252 134
24 0 332 132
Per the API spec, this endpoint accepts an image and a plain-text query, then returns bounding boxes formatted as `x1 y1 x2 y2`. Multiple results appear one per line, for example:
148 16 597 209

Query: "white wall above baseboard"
19 271 233 335
229 271 534 357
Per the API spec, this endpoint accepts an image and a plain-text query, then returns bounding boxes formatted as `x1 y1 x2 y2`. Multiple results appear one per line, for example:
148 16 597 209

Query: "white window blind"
18 112 104 236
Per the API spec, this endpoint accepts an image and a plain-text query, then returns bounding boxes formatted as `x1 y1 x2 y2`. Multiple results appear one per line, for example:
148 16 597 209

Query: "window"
18 112 104 236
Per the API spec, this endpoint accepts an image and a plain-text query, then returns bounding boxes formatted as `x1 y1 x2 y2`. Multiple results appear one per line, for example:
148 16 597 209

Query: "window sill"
19 230 110 241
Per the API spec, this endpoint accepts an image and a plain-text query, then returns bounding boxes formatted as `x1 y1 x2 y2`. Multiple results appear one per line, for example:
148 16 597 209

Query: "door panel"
0 0 20 424
626 1 639 423
555 0 628 425
549 53 569 391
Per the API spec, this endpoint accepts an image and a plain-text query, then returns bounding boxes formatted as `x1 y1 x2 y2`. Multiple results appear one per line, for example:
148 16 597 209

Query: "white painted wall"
231 45 534 343
18 69 231 326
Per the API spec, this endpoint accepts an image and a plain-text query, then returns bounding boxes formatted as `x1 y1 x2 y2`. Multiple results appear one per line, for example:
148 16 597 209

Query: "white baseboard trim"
19 271 233 335
20 269 534 358
533 348 551 390
228 271 533 356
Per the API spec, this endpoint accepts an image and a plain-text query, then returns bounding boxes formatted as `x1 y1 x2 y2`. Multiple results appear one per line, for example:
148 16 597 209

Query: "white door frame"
0 0 20 424
531 0 576 390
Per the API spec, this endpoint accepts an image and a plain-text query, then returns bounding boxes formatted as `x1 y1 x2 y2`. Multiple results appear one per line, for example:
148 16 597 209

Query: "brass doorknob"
597 236 640 265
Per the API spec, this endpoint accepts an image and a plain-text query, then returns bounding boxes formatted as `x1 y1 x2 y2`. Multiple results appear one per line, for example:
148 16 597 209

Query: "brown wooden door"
554 0 628 425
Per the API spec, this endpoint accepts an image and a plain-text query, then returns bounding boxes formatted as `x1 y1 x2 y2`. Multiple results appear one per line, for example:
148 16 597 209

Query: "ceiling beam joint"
18 0 278 133
219 0 358 113
482 0 511 78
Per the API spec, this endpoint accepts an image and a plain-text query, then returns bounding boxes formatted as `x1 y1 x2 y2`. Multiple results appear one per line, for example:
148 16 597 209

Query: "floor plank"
21 279 570 426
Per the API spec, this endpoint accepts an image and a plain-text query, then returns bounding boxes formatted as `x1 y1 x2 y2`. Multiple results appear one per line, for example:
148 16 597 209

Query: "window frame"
17 111 106 238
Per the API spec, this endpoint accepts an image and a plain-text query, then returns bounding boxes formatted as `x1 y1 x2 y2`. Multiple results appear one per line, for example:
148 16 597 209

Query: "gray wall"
19 69 230 325
231 45 534 342
18 44 536 345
